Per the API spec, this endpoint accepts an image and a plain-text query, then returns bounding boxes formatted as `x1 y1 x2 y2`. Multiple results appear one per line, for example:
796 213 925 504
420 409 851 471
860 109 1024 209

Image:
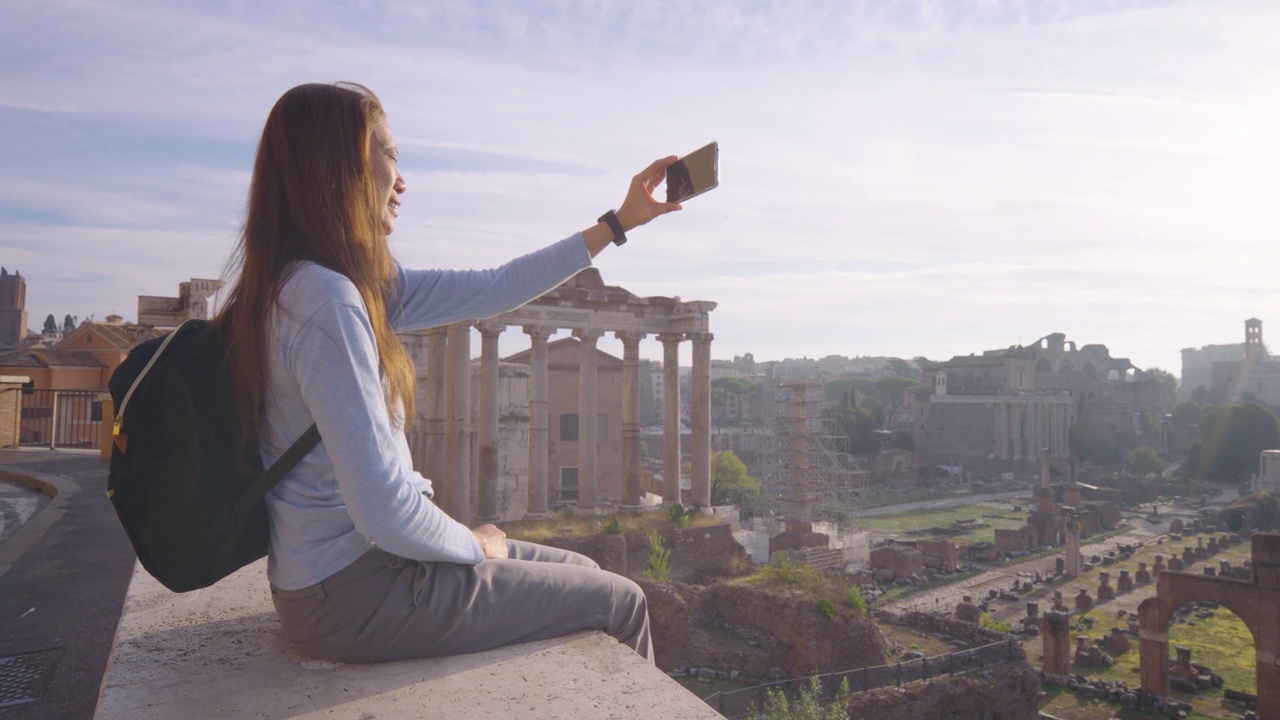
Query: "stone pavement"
0 449 135 720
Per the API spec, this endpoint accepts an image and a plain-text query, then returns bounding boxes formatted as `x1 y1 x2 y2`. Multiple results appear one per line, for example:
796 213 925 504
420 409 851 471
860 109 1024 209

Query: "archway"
1164 601 1256 702
1138 534 1280 717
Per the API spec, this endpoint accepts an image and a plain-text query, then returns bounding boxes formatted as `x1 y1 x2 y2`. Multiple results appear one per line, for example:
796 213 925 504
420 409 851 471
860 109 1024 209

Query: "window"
560 413 578 441
559 467 579 502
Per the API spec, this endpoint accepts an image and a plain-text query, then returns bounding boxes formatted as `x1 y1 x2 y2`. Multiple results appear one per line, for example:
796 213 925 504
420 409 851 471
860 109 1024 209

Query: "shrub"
815 597 835 620
980 613 1013 634
645 530 670 582
601 516 624 534
753 556 824 593
845 586 867 615
761 676 847 720
664 502 693 528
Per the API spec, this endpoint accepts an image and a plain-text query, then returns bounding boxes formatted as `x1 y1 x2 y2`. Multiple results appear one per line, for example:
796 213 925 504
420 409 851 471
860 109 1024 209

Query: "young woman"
214 82 681 663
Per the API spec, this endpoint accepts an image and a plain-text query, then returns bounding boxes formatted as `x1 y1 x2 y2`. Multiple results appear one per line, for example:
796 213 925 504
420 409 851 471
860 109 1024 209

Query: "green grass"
1065 602 1256 719
856 503 1029 544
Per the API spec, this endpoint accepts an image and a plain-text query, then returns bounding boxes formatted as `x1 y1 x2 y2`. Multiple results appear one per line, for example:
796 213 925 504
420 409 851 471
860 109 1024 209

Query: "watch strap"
598 210 627 246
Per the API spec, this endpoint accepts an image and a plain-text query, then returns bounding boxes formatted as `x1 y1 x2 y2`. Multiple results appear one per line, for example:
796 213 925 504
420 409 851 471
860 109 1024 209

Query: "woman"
214 82 681 663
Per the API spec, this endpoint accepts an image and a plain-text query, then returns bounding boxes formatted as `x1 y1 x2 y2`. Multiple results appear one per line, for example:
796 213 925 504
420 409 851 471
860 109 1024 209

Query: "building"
1181 318 1275 404
505 338 625 506
893 332 1164 469
0 268 29 347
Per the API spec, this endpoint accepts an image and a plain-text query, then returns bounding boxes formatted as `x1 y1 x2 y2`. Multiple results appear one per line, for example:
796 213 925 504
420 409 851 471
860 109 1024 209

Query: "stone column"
1048 402 1058 457
1013 403 1024 460
443 322 472 525
1064 508 1080 578
523 325 555 517
617 331 645 507
423 327 448 483
1032 402 1042 458
689 332 713 508
658 333 683 503
575 329 603 509
994 403 1007 460
476 321 504 522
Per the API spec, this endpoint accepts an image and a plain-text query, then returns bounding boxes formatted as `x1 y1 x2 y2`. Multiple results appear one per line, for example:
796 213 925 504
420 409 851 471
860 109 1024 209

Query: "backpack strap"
235 424 321 520
113 319 197 449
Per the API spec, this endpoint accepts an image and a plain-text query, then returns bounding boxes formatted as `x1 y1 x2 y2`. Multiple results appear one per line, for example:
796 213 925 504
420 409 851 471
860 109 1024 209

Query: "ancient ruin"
401 269 715 523
1138 532 1280 718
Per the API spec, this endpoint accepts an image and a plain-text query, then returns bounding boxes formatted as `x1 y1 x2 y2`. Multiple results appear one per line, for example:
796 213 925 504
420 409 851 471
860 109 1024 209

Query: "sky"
2 0 1278 377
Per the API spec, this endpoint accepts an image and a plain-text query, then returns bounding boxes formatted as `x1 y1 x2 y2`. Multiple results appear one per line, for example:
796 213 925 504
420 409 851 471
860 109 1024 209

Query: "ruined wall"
842 661 1040 720
921 403 994 460
916 539 957 568
995 526 1038 554
869 546 925 581
702 583 886 676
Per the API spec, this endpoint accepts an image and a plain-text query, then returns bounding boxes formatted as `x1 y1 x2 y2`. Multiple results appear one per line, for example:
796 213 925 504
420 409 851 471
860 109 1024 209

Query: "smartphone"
666 142 719 204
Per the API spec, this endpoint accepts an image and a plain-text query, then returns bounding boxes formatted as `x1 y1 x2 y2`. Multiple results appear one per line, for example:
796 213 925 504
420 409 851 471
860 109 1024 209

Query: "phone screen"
666 142 719 204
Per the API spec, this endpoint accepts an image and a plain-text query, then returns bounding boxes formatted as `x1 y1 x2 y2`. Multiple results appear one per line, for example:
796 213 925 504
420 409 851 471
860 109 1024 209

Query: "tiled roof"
0 348 106 368
56 321 164 350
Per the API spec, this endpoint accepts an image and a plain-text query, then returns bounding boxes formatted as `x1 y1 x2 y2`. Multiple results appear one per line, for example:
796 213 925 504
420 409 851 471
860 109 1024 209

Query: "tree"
823 377 875 405
874 375 920 403
711 377 757 425
1172 400 1202 427
857 396 885 427
825 406 878 454
762 676 847 720
1193 402 1280 482
1191 386 1210 405
885 357 919 380
1073 424 1122 466
1127 446 1163 476
1142 367 1178 409
42 314 57 334
62 314 77 333
710 450 760 505
1138 408 1157 436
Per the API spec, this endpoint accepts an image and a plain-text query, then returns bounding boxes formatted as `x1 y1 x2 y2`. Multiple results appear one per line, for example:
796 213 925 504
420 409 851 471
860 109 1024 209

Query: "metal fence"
3 389 104 450
703 638 1019 718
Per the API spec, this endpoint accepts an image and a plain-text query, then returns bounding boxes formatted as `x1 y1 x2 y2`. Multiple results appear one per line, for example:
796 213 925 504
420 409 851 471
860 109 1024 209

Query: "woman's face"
369 118 406 235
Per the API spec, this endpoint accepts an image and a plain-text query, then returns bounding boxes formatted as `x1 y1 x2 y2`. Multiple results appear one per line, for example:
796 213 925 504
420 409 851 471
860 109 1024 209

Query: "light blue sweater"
262 234 592 590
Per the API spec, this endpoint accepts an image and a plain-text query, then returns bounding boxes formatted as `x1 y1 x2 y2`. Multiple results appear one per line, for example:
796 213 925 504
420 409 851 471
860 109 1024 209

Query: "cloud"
2 0 1279 375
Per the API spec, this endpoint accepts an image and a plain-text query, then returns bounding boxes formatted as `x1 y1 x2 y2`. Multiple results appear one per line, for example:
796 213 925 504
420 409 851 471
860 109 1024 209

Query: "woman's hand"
471 523 509 560
615 155 684 232
582 156 684 257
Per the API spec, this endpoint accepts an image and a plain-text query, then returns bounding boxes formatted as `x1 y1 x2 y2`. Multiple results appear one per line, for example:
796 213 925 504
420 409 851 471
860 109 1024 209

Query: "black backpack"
107 319 319 592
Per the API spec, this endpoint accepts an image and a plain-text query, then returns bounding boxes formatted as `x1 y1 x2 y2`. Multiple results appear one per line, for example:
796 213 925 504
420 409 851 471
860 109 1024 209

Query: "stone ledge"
94 558 720 719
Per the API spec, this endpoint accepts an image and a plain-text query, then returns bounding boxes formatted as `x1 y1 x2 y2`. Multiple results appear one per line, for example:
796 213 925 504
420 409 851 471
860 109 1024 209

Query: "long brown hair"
215 82 415 457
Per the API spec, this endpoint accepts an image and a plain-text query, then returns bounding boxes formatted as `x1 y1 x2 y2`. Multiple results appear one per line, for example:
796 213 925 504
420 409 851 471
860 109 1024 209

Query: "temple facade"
401 269 715 524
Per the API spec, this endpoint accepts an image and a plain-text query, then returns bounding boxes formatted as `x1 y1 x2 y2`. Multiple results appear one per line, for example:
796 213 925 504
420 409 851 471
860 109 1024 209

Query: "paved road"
0 451 136 720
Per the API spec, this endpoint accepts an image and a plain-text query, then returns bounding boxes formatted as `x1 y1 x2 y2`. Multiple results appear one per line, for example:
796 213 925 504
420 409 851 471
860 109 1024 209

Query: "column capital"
687 332 714 344
475 320 506 337
656 332 685 346
615 330 646 346
573 328 605 342
522 324 558 340
425 325 448 338
448 320 473 332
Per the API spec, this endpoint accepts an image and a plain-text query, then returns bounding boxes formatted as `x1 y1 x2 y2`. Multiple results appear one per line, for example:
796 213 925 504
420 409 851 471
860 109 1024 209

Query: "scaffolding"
760 380 867 524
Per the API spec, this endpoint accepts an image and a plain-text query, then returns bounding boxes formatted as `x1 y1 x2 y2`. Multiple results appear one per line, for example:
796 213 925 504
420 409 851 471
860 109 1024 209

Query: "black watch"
598 210 627 246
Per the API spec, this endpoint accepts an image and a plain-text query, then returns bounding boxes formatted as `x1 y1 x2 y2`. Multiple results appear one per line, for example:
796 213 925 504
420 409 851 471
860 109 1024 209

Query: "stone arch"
1035 357 1053 373
1138 534 1280 716
1082 362 1097 380
1107 368 1121 381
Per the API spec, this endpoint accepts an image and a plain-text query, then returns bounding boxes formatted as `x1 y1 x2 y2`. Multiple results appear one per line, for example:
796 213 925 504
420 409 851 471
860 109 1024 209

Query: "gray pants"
270 540 652 664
